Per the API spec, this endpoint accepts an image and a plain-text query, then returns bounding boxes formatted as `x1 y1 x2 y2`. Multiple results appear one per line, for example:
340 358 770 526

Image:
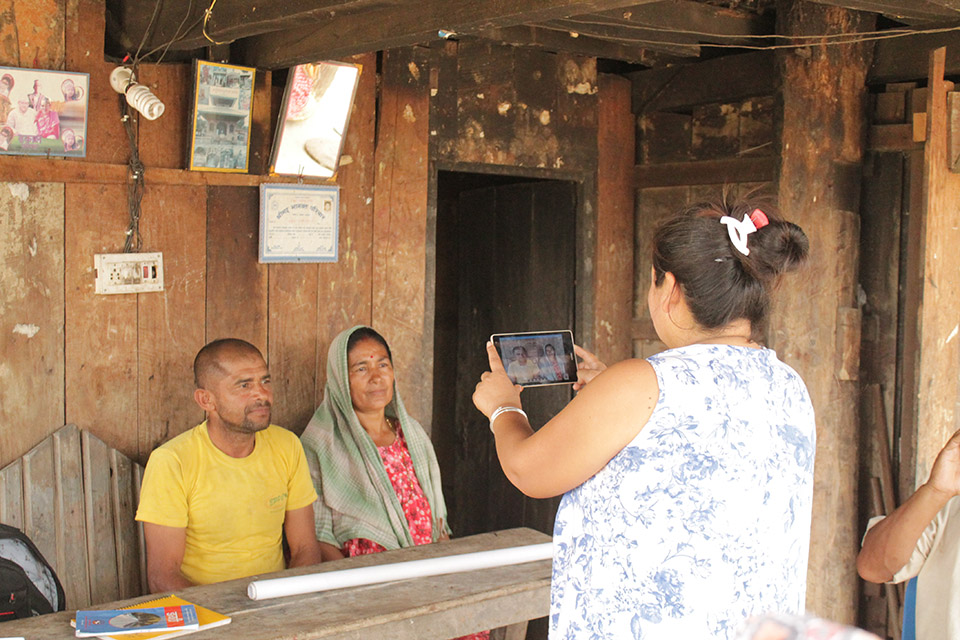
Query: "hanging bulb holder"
109 66 165 121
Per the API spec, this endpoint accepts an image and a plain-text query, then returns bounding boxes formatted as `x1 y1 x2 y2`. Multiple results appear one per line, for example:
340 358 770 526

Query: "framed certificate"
259 183 339 263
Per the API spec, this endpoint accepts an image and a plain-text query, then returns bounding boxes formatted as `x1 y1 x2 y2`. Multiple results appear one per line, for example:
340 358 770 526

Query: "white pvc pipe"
247 542 553 601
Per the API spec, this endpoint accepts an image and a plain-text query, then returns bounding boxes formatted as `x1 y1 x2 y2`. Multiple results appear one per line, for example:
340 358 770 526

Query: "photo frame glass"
0 66 89 157
259 183 340 263
189 60 256 172
270 61 361 178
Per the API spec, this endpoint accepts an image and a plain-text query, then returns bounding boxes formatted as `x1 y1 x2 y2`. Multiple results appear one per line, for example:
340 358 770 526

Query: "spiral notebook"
71 594 229 640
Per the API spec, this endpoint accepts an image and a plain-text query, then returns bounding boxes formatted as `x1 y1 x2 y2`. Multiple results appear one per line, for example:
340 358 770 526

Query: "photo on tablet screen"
491 330 577 387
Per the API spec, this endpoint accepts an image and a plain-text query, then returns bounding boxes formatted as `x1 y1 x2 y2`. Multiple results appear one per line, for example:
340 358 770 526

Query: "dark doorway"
433 169 578 542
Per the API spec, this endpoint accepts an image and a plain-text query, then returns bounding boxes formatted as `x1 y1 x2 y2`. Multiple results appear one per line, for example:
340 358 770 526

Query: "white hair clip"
720 209 768 256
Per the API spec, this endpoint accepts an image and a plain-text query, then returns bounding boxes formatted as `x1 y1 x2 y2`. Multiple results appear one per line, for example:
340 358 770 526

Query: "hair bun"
747 220 809 280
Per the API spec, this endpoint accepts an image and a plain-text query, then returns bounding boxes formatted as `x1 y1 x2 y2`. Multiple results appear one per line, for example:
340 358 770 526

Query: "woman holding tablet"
473 198 815 639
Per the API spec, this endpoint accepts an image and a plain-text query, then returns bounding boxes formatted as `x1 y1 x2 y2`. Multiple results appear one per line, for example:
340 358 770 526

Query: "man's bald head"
194 339 264 389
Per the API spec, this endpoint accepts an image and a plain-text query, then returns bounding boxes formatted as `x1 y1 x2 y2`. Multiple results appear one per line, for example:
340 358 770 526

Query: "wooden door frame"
425 160 596 431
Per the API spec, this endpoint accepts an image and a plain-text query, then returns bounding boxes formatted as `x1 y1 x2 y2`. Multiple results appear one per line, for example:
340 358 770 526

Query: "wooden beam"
233 0 651 69
535 19 700 57
476 26 678 64
629 51 776 114
111 0 366 55
804 0 960 23
870 30 960 84
589 0 773 45
634 156 777 188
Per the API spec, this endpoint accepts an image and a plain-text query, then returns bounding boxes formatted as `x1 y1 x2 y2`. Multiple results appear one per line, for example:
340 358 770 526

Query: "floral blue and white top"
550 344 816 639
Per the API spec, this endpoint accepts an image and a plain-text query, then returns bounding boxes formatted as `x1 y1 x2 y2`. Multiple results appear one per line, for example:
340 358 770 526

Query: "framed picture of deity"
0 66 89 157
188 60 255 172
269 61 360 179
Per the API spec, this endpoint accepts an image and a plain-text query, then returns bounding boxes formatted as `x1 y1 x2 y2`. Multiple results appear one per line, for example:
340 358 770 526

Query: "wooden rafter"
805 0 960 23
474 26 681 64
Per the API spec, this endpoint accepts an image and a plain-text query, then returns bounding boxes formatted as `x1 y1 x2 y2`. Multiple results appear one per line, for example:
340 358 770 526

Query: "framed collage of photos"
259 183 339 263
188 60 255 172
0 66 88 157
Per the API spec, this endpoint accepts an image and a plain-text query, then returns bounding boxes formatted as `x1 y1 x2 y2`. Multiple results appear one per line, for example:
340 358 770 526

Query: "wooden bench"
0 424 145 609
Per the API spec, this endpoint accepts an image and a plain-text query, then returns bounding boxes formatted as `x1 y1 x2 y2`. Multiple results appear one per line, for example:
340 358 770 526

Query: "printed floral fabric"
343 420 433 555
342 421 489 640
550 344 816 640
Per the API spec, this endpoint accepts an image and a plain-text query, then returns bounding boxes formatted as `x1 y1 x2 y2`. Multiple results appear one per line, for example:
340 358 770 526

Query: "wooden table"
1 528 551 640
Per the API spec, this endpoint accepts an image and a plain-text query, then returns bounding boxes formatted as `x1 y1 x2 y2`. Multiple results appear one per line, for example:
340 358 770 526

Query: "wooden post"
912 47 960 486
594 73 635 364
772 0 875 623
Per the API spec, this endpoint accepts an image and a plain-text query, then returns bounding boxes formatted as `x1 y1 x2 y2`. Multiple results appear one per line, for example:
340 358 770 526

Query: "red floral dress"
342 420 489 640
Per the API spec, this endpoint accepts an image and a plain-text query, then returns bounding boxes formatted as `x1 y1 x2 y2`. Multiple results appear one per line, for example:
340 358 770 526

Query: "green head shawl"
300 325 449 550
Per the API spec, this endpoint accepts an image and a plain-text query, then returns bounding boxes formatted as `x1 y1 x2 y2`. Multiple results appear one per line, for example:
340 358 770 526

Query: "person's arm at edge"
857 428 960 582
473 342 657 499
284 503 324 568
142 522 195 593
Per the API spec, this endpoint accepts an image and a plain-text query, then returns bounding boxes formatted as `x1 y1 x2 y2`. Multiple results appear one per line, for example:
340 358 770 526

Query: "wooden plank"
54 426 91 609
914 47 960 487
315 52 376 401
0 182 65 469
594 73 634 365
372 47 433 425
247 69 272 175
0 528 551 639
639 112 691 164
64 183 140 460
810 0 960 23
137 185 207 458
268 263 319 434
0 155 338 186
692 102 740 161
204 185 267 349
21 438 58 583
949 91 960 172
65 0 128 165
476 25 663 65
771 1 874 623
634 156 777 188
138 63 191 170
232 0 652 69
868 124 919 151
629 51 775 114
112 449 142 600
871 31 960 84
0 0 65 69
0 459 23 529
82 430 120 605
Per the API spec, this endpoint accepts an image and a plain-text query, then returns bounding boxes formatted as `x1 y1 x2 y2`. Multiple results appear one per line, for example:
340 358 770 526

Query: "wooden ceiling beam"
803 0 960 23
590 0 774 44
110 0 374 56
533 19 700 56
474 26 684 64
232 0 659 69
869 29 960 82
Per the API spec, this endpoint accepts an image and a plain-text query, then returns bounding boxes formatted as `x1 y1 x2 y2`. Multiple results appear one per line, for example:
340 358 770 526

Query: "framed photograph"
270 61 361 179
0 66 89 157
259 183 339 263
188 60 255 172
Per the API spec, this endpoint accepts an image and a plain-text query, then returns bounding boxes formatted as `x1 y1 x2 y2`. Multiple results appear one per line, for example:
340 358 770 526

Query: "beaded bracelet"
489 405 528 434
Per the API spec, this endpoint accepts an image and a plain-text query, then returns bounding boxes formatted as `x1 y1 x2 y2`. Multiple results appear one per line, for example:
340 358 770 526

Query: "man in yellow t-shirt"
136 339 322 591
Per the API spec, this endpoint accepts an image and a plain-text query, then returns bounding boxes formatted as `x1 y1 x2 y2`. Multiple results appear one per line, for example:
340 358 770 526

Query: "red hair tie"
749 208 769 229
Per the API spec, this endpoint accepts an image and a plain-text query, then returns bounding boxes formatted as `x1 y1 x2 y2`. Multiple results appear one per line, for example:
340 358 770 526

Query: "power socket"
94 252 164 294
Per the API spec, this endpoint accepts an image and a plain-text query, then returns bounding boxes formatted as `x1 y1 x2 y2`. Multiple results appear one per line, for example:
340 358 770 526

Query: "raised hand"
472 341 523 419
572 344 608 391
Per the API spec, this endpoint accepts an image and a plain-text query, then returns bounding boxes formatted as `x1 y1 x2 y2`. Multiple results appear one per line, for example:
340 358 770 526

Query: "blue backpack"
0 523 65 621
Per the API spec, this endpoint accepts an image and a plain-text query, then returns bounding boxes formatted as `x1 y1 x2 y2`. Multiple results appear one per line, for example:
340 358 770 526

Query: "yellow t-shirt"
136 422 318 585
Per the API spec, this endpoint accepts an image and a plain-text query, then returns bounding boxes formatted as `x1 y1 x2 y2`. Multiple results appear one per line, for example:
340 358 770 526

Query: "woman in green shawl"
301 325 451 560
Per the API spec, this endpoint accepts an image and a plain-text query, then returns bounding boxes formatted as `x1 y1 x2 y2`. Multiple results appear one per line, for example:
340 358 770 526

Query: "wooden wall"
0 2 635 477
0 0 379 468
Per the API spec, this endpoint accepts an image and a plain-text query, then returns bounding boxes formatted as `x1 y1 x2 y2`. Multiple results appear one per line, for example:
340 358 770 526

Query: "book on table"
72 594 230 640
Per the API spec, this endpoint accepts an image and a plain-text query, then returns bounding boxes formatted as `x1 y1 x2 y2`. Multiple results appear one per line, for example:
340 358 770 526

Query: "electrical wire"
543 19 960 51
119 97 144 254
202 0 231 45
